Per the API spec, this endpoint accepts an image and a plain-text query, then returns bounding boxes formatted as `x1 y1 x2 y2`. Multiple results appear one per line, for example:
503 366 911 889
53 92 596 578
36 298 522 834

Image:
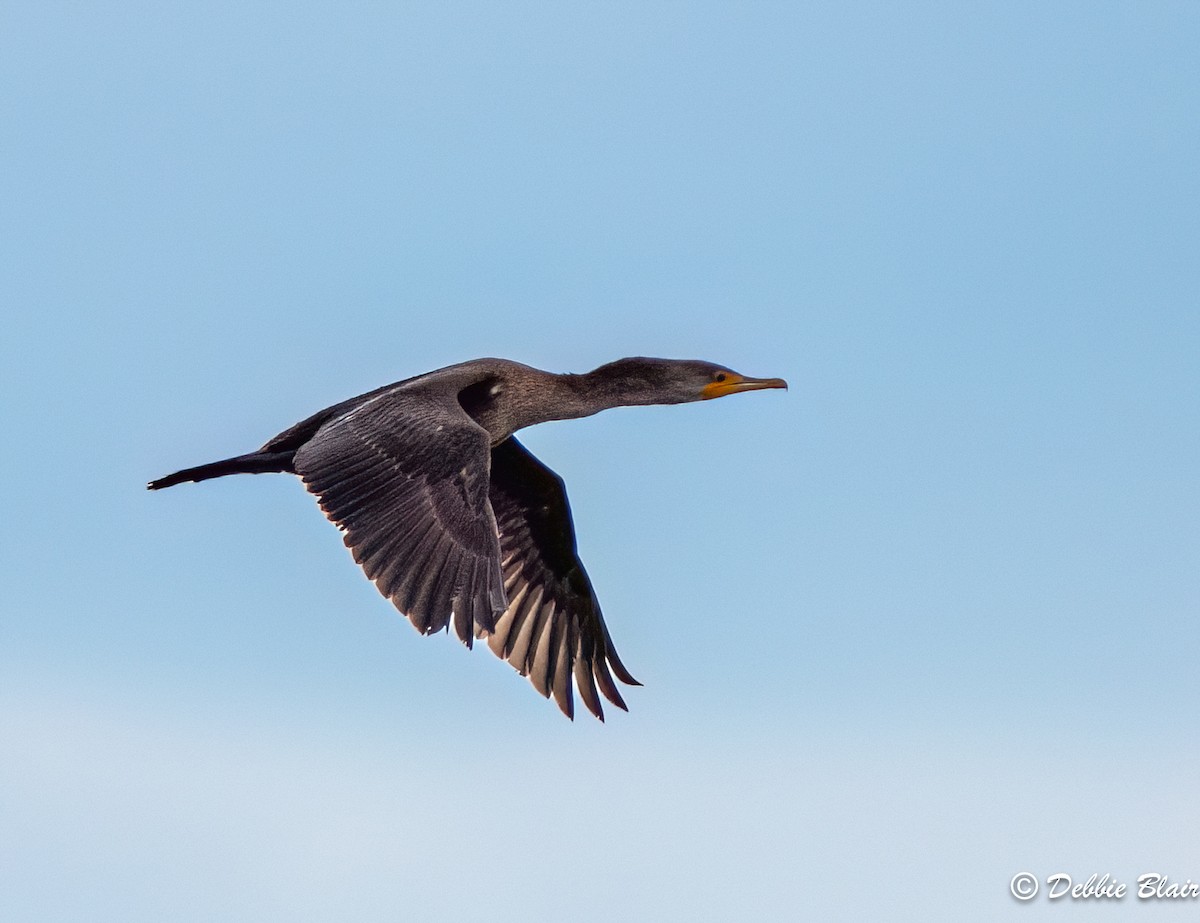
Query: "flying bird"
149 357 787 720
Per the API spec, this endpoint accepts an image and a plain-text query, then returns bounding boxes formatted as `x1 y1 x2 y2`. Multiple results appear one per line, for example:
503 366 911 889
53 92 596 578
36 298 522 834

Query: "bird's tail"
147 450 294 491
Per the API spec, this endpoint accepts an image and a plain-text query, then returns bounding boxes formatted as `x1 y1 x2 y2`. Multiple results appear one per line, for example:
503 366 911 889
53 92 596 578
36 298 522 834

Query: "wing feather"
529 598 559 697
551 625 574 719
487 437 640 720
291 391 637 720
292 390 504 645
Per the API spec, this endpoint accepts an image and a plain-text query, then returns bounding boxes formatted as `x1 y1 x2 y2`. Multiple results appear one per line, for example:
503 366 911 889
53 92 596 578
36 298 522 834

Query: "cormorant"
149 357 787 720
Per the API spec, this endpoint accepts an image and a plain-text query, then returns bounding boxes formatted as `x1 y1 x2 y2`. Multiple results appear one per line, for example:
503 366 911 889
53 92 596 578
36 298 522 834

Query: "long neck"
462 369 610 442
465 361 683 442
507 370 633 426
560 366 682 415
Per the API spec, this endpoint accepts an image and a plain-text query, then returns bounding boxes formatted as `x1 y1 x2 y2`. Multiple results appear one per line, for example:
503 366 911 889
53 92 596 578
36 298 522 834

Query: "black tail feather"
147 451 294 490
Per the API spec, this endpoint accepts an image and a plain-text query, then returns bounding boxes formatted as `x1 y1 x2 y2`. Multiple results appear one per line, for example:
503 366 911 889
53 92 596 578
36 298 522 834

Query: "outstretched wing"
292 390 506 645
486 437 640 721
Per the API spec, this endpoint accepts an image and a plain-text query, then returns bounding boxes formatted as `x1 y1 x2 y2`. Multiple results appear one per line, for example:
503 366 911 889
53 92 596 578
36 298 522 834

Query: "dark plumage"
149 357 787 720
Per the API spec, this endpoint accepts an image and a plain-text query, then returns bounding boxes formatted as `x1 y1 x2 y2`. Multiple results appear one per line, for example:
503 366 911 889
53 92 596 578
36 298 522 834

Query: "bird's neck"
559 367 679 414
473 366 679 442
509 371 621 427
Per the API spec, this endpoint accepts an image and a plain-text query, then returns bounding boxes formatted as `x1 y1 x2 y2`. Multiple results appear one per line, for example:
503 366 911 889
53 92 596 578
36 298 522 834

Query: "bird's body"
150 357 786 720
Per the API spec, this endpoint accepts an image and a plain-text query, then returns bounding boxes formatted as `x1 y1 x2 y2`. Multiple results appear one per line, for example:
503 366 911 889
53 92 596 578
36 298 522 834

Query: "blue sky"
2 2 1198 920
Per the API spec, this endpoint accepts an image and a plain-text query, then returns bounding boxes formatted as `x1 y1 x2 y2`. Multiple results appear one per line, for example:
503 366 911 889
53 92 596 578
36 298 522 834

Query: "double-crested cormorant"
149 357 787 720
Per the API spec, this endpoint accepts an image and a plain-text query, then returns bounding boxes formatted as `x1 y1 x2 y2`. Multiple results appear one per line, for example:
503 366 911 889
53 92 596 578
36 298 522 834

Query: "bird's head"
584 358 788 406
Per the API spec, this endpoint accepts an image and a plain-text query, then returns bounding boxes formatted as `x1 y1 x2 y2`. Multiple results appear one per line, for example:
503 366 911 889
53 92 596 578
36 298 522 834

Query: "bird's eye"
715 373 728 383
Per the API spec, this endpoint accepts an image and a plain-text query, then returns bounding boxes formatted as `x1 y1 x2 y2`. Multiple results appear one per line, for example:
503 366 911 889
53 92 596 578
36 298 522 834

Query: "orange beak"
701 374 789 400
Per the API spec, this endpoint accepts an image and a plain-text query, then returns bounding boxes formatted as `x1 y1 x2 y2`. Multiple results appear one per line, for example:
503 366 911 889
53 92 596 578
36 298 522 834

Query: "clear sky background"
2 2 1198 920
